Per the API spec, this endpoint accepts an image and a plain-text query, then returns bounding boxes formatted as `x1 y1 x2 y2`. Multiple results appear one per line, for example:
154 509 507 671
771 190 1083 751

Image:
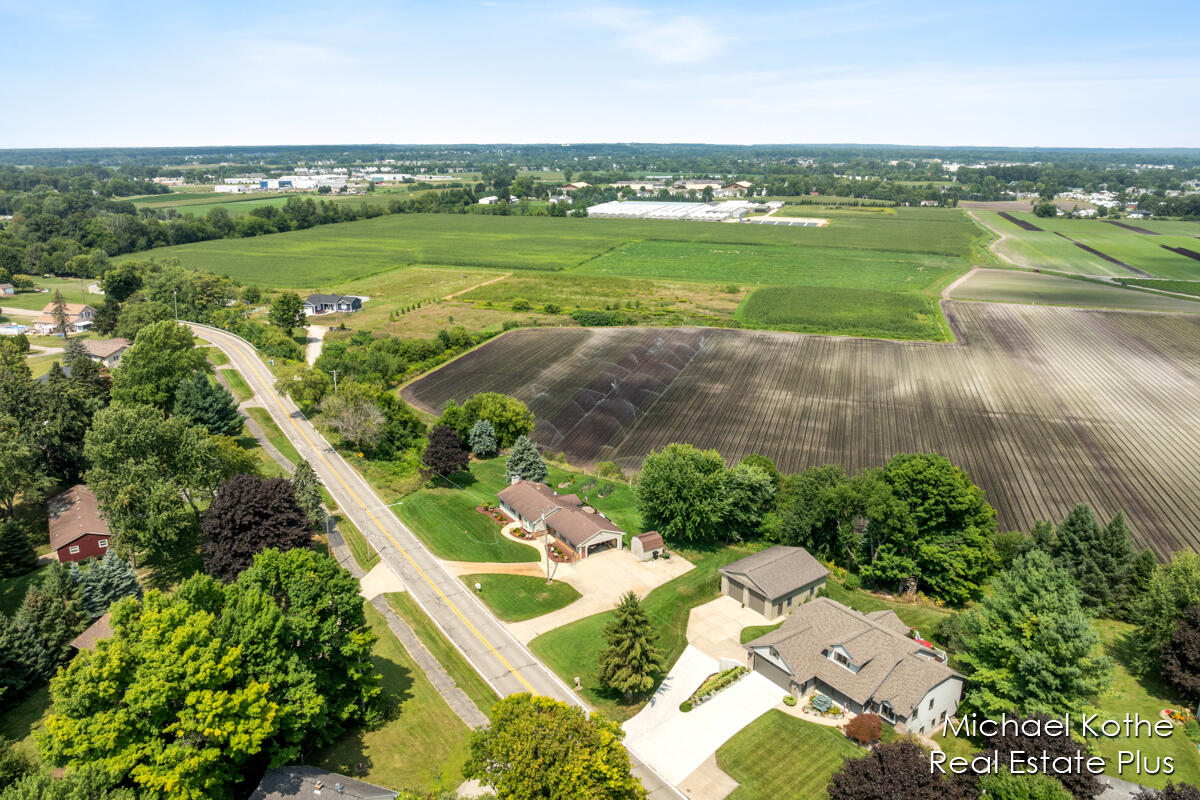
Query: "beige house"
719 546 828 620
497 480 623 561
746 597 963 734
32 302 95 335
83 337 131 367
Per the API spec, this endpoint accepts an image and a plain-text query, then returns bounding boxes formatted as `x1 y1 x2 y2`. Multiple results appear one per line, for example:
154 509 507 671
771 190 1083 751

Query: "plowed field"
403 303 1200 557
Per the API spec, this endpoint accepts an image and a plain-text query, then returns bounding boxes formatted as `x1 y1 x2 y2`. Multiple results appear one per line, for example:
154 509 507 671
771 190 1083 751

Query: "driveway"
623 645 782 785
687 595 778 661
305 324 327 366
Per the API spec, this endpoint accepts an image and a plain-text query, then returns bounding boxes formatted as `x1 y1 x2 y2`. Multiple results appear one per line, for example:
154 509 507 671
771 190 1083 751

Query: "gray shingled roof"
250 766 397 800
719 546 829 600
497 480 623 548
747 597 959 717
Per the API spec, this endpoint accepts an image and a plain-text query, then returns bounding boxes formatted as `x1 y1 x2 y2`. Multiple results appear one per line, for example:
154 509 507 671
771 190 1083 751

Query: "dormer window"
834 651 851 668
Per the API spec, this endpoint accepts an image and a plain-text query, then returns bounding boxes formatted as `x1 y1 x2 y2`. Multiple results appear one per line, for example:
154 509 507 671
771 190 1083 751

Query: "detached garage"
719 546 828 620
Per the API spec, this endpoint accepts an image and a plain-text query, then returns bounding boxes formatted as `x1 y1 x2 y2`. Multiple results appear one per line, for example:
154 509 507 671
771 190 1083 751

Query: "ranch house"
745 597 963 735
303 294 362 315
719 545 829 620
47 485 111 563
496 480 624 561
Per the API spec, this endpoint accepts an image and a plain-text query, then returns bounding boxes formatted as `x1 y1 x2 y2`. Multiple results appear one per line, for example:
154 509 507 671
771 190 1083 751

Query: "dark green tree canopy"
267 291 306 336
202 474 313 582
70 551 142 618
0 520 37 579
290 459 326 528
505 434 548 483
172 372 243 437
111 320 209 410
598 591 663 700
439 392 533 448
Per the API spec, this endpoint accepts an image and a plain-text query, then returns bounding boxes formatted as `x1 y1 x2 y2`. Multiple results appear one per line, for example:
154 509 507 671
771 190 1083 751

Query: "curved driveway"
188 323 683 800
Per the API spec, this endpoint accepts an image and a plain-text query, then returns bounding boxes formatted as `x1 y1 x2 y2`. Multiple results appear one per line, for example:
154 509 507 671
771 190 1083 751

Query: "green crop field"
950 269 1200 312
977 210 1200 279
1122 278 1200 297
736 285 941 339
115 208 988 340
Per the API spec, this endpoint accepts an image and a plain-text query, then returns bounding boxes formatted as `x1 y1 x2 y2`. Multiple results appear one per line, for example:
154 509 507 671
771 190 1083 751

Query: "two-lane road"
188 324 682 799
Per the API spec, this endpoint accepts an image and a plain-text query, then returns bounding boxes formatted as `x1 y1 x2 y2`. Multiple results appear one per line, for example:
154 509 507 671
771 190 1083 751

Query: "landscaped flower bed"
804 694 845 719
679 667 748 712
475 505 510 524
547 542 571 563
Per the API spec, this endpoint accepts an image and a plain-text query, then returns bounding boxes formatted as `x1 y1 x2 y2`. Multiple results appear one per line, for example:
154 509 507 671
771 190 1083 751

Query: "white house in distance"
745 597 963 735
303 294 362 315
32 303 95 335
0 282 14 296
82 337 132 367
497 480 624 561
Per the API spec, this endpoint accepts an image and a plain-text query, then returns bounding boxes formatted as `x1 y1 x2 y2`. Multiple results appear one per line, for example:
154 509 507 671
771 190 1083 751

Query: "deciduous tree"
828 739 971 800
113 300 172 341
464 693 646 800
422 425 470 479
1162 606 1200 702
111 320 209 410
0 415 44 518
267 291 306 336
985 714 1100 800
636 443 729 545
598 592 663 700
844 712 882 745
1131 551 1200 674
202 475 313 582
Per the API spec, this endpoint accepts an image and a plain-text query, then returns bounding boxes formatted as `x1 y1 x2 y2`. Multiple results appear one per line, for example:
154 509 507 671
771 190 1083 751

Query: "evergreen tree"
1123 549 1157 620
1053 505 1135 615
1030 520 1056 552
505 434 547 483
597 591 663 700
291 459 326 528
62 337 89 365
0 520 37 578
172 372 243 436
468 418 498 458
50 290 70 338
0 735 35 791
70 551 142 618
958 550 1111 717
0 614 36 708
14 563 87 681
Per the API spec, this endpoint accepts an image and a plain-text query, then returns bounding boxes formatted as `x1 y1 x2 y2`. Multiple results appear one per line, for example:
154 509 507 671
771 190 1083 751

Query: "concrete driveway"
623 645 783 785
688 595 778 661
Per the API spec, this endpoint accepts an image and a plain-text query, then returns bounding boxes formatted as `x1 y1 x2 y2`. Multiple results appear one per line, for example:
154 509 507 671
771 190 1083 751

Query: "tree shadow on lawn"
313 649 417 778
1106 625 1185 705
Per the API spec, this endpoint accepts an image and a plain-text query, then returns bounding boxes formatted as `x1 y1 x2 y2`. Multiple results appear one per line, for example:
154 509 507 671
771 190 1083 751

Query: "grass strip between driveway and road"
385 592 500 720
244 407 301 465
459 573 581 622
219 367 253 402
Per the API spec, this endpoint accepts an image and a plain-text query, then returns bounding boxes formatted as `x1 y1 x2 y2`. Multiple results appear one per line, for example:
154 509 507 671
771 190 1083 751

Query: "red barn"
48 485 111 563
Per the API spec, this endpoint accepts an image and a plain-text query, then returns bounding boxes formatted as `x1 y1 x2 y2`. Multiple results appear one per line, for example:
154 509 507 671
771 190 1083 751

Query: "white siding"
904 677 963 735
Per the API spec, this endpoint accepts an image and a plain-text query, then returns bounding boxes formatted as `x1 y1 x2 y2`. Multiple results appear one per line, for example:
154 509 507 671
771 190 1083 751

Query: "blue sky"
2 0 1197 148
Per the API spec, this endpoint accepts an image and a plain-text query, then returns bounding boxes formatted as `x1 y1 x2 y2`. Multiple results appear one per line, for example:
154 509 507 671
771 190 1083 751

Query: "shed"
631 531 664 561
719 545 828 620
47 485 111 563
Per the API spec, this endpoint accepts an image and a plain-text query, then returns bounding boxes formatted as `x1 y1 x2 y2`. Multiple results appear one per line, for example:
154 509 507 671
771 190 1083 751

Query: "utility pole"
538 507 561 583
326 369 340 394
173 289 178 320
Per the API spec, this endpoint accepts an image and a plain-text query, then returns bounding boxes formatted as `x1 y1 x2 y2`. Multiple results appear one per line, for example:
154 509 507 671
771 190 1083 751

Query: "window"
919 726 925 734
98 539 109 548
68 545 80 554
929 698 935 710
834 652 851 667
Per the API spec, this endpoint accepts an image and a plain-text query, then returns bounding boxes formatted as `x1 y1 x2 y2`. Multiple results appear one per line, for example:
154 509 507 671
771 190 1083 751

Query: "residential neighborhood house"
83 337 132 367
32 302 95 335
47 484 111 563
250 766 398 800
70 613 113 652
302 293 362 315
497 480 624 560
719 545 829 620
0 282 13 295
745 597 963 735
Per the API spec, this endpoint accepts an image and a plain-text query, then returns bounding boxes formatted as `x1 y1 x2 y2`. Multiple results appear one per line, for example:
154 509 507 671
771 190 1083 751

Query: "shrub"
596 460 624 480
843 572 862 591
502 319 521 331
511 299 532 311
783 695 797 707
543 303 562 314
846 713 883 745
1184 720 1200 744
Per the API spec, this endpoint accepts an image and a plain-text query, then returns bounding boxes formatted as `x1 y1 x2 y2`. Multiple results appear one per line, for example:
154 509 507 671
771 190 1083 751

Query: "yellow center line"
215 328 536 694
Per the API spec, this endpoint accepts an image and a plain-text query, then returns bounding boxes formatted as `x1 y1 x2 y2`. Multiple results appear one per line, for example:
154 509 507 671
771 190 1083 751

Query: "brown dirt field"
404 304 1200 557
961 199 1096 212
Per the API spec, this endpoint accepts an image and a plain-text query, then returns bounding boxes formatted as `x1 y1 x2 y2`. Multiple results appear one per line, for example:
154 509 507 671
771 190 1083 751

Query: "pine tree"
1096 512 1136 613
15 562 87 681
71 551 142 618
597 591 663 700
0 614 37 707
1053 505 1135 614
505 434 547 483
468 418 498 458
50 289 70 338
1030 520 1056 552
0 519 38 578
291 459 326 528
172 372 243 436
62 336 89 366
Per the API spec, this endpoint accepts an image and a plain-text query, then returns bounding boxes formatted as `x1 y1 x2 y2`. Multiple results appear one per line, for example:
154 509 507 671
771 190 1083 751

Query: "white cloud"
572 5 729 63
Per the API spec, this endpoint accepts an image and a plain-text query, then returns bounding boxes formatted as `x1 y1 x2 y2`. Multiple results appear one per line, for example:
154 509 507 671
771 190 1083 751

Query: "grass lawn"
336 513 379 571
0 564 49 616
459 573 581 622
0 279 94 311
717 710 864 800
245 407 301 464
0 684 51 763
236 433 288 479
821 579 951 643
219 368 253 401
394 477 539 564
313 603 471 794
204 346 229 366
529 542 759 722
385 592 500 719
740 621 783 644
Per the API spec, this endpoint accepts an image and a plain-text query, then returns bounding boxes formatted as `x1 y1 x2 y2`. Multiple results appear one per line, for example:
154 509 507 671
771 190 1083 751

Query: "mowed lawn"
459 573 581 622
949 269 1200 312
313 603 471 794
717 710 864 800
528 542 759 722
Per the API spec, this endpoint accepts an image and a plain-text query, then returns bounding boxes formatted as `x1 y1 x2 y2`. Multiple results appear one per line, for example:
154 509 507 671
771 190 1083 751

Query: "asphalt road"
188 323 683 799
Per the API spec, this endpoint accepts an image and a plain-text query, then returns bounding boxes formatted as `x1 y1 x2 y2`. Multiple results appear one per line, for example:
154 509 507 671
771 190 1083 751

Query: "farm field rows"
976 210 1200 279
404 302 1200 557
949 269 1200 312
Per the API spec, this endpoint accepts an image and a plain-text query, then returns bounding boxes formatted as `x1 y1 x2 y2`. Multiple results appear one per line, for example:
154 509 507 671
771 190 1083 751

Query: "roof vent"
314 780 323 793
335 783 345 794
582 506 597 514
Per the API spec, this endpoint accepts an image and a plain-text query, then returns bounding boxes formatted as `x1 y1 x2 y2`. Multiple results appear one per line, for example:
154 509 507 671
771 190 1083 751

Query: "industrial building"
586 200 760 222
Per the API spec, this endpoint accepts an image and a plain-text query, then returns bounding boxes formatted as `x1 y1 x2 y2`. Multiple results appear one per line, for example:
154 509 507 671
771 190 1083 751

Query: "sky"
2 0 1197 149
